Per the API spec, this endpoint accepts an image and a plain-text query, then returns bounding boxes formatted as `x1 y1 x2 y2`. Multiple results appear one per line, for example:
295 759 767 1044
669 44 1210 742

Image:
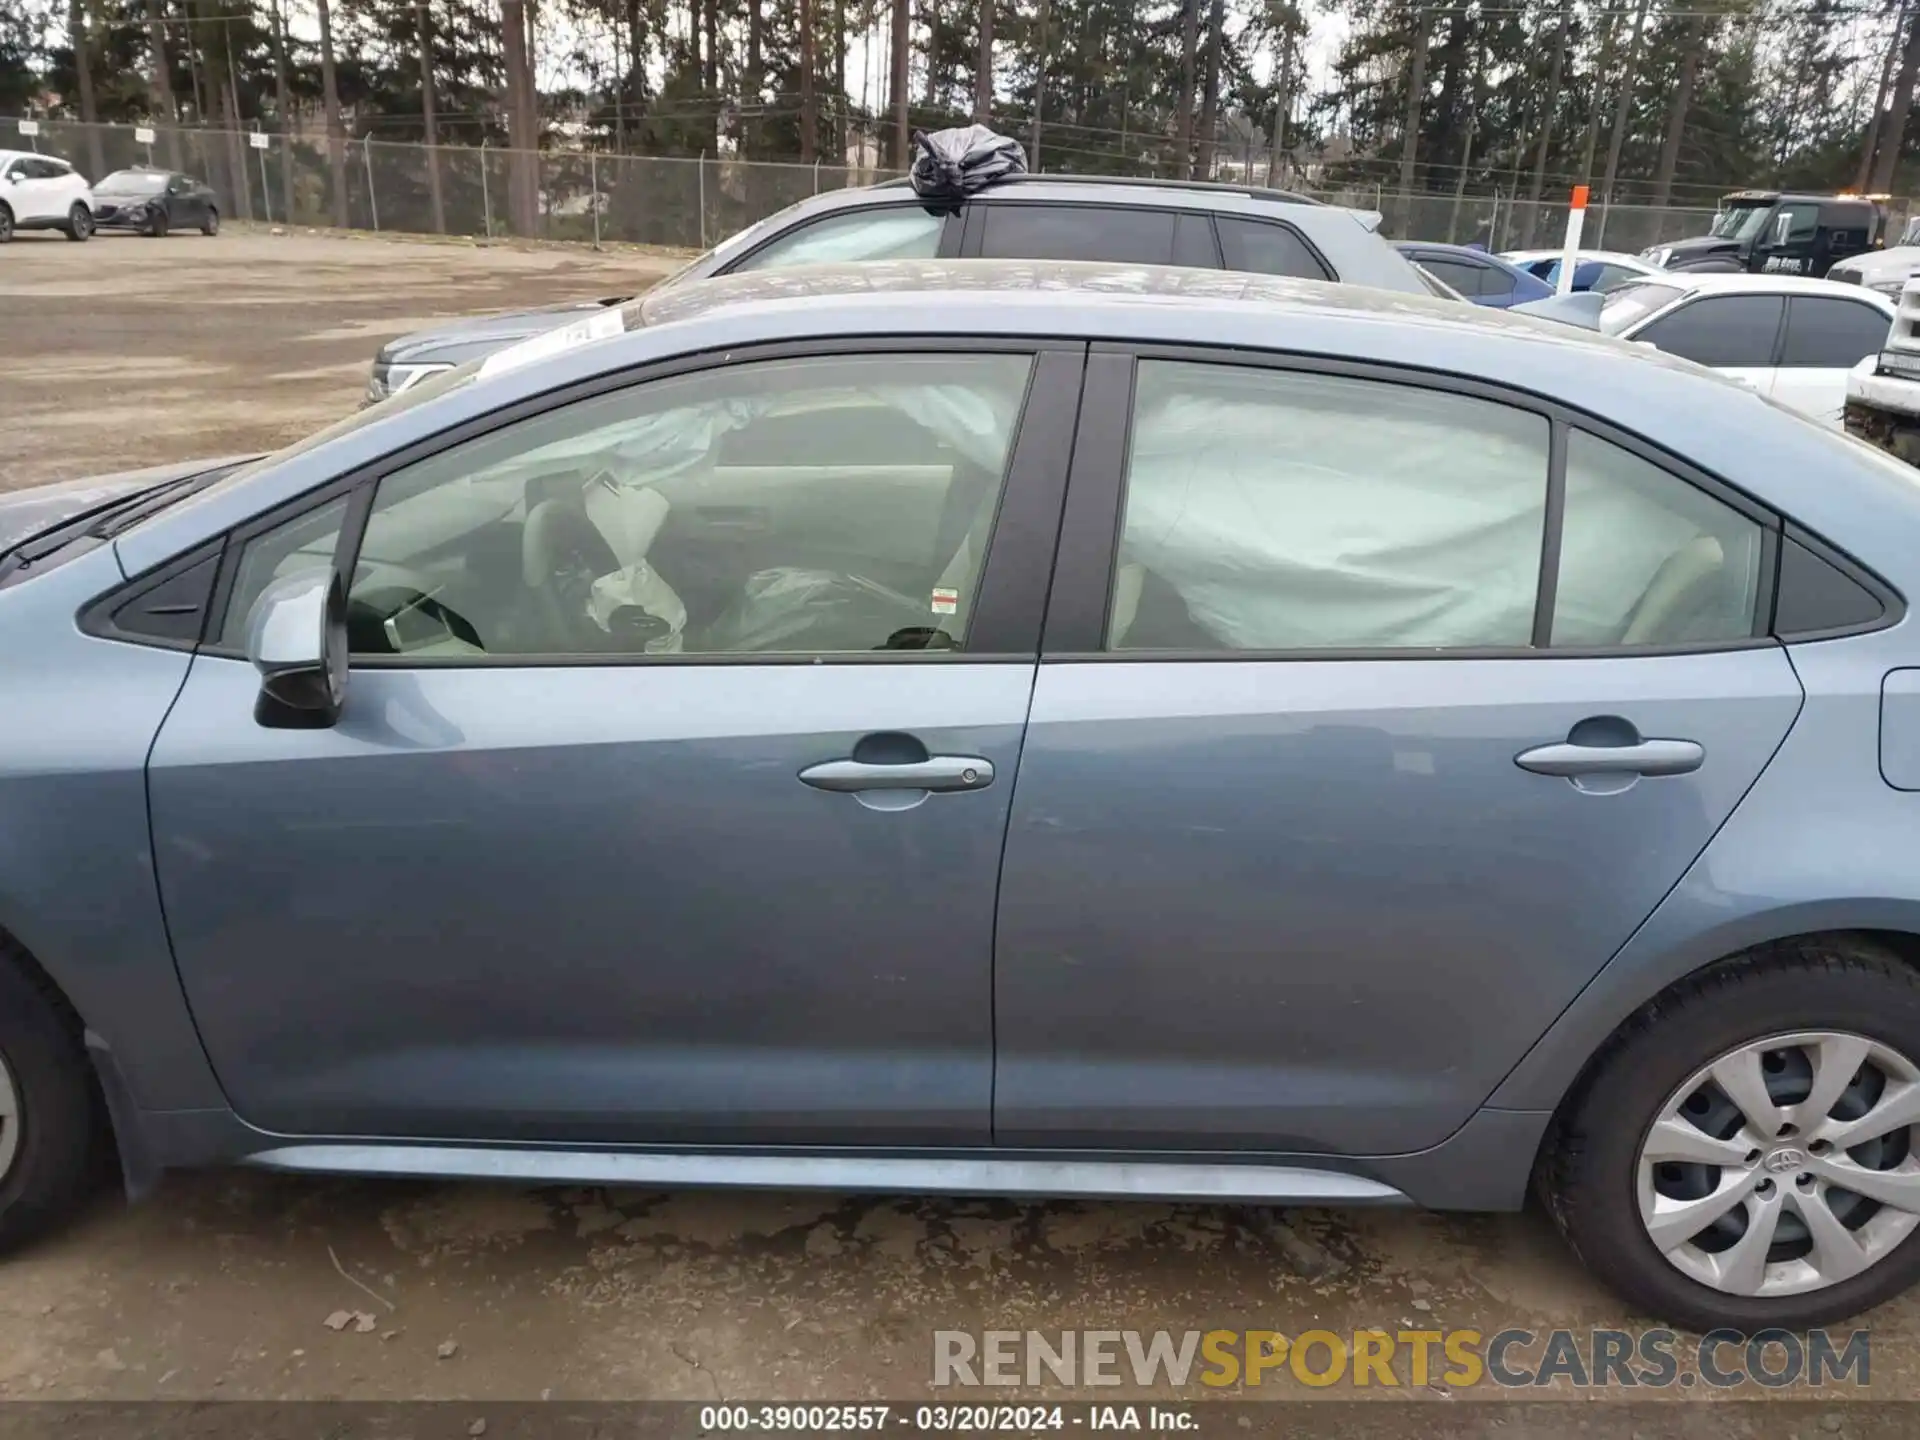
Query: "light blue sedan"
3 260 1919 1332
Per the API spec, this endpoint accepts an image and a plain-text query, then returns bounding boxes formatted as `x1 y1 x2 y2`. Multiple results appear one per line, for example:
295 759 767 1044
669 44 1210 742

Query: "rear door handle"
799 756 995 793
1515 738 1705 778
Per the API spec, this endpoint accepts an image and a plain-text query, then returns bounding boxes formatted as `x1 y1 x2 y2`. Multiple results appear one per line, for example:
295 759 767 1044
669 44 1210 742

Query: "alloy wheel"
0 1051 20 1182
1637 1030 1920 1297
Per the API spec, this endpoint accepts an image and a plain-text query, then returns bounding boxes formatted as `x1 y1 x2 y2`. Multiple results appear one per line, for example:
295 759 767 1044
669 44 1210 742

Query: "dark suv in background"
365 174 1433 400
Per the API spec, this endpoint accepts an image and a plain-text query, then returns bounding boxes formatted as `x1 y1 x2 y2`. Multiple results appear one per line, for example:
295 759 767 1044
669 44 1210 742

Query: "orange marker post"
1557 185 1590 296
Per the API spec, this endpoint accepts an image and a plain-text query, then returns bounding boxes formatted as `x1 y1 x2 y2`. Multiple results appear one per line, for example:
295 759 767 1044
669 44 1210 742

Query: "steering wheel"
522 497 621 651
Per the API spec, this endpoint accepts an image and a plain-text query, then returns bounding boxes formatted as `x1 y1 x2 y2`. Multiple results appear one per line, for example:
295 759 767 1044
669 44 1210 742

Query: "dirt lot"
0 230 1915 1431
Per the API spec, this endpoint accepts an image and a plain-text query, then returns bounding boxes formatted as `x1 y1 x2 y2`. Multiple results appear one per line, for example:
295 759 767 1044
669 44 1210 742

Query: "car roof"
1501 248 1651 266
1642 271 1895 302
794 173 1381 229
0 149 65 167
1396 241 1526 268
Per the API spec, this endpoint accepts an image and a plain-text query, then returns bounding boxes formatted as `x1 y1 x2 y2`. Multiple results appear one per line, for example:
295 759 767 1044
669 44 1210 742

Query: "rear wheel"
1541 936 1920 1329
0 942 101 1251
201 207 219 237
63 204 91 242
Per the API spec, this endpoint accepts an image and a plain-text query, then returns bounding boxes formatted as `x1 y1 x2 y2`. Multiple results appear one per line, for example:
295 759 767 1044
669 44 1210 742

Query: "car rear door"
1770 294 1895 427
146 343 1083 1146
1630 292 1784 397
992 349 1803 1155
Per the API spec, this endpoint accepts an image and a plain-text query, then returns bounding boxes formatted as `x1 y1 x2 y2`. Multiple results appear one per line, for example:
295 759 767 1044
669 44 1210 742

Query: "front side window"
220 353 1034 661
1552 431 1764 647
1105 362 1550 651
1215 216 1331 281
730 206 947 272
1634 295 1784 367
1778 297 1892 369
978 204 1177 265
1774 203 1820 247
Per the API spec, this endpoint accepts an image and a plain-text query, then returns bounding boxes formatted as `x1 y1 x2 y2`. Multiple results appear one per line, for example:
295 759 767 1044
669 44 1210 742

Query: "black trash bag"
908 125 1029 202
702 568 957 654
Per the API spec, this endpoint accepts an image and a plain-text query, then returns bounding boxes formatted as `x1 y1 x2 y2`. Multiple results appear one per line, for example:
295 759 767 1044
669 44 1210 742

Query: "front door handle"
1515 738 1704 778
799 756 995 793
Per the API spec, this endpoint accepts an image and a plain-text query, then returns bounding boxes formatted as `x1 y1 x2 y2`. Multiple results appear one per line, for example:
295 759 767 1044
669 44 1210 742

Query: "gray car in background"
6 260 1920 1335
365 175 1427 399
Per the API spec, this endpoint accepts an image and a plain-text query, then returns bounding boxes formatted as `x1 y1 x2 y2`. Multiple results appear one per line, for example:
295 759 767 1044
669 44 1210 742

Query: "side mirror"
245 570 347 729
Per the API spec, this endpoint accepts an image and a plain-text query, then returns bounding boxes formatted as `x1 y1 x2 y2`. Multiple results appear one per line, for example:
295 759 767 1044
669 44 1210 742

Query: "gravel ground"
0 228 1915 1432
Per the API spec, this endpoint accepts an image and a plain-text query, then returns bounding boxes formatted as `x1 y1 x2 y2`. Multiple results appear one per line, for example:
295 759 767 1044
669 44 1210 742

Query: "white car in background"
0 150 93 243
1500 247 1663 293
1595 272 1895 427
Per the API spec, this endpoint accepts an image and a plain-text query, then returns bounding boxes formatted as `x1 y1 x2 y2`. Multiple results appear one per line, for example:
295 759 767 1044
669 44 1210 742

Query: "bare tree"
974 0 992 122
744 0 766 156
890 0 911 168
1195 0 1226 178
69 0 104 178
1872 1 1920 193
1174 0 1199 178
1651 12 1708 210
1577 6 1619 183
318 0 350 227
412 0 446 233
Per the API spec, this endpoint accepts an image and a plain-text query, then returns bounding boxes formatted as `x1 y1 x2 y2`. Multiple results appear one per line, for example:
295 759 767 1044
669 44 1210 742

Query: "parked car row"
0 151 219 243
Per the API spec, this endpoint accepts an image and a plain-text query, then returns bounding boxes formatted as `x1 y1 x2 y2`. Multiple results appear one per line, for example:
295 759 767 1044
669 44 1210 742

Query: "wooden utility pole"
1032 0 1049 168
974 0 992 122
318 0 349 227
415 1 447 232
272 0 295 223
69 0 105 178
1174 0 1199 178
800 0 818 162
1195 0 1225 178
1600 0 1652 208
890 0 911 168
1396 6 1431 232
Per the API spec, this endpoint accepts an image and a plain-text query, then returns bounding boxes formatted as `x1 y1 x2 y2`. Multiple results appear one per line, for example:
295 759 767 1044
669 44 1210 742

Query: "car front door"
993 351 1802 1155
1770 294 1895 427
1630 292 1784 397
146 343 1082 1146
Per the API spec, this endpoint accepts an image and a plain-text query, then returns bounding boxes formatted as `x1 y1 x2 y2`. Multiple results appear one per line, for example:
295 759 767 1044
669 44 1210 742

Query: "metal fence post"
256 137 272 224
590 148 601 249
481 140 492 239
698 150 708 248
814 158 821 195
363 138 379 230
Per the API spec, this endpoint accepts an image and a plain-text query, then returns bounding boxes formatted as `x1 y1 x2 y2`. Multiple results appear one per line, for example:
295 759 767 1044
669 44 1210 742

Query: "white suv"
0 151 94 243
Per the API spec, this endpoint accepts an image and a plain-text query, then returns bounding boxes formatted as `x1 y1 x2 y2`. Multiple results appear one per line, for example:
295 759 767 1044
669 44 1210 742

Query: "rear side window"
978 204 1176 264
1419 258 1486 296
1105 361 1549 651
730 206 947 271
1478 264 1519 299
1215 217 1331 281
1779 297 1891 369
1635 295 1784 367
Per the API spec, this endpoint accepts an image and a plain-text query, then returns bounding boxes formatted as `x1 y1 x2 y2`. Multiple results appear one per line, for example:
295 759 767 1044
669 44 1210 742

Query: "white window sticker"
931 587 960 615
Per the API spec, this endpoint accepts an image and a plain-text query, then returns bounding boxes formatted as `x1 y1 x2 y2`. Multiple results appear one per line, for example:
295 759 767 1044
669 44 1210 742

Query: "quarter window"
1105 361 1550 651
220 354 1034 661
1215 216 1332 281
1634 295 1784 368
729 206 947 271
1551 430 1765 647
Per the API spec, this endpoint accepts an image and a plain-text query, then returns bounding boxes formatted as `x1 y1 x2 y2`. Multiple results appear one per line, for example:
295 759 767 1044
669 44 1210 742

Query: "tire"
63 203 92 242
145 210 169 239
1540 935 1920 1330
0 204 12 244
0 939 101 1252
201 207 219 237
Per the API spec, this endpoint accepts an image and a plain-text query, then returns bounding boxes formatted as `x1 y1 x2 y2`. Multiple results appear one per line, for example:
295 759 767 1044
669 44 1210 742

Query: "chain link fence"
11 116 1877 258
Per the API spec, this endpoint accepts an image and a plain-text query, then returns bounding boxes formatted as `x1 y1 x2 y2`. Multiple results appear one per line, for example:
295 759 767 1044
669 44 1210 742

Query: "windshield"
97 170 168 195
647 216 778 295
1709 203 1773 242
1597 281 1686 335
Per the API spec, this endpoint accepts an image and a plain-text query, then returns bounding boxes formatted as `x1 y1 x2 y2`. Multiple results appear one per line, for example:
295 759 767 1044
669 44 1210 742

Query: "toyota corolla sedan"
5 261 1920 1332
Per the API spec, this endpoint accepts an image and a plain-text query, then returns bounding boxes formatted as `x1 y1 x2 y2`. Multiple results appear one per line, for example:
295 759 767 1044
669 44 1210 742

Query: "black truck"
1643 190 1888 278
